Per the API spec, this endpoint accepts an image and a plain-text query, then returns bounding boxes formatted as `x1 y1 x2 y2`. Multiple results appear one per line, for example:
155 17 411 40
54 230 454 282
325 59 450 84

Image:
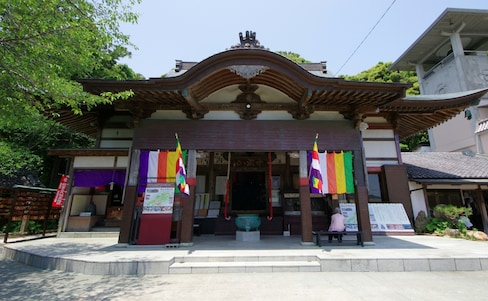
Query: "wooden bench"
312 230 364 247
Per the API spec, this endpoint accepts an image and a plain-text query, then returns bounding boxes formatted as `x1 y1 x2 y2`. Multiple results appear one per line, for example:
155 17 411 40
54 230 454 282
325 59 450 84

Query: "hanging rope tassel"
267 152 273 221
224 152 232 221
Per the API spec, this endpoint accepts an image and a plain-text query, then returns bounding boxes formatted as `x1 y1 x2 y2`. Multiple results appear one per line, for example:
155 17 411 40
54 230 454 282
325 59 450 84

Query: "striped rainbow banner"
318 151 354 194
143 150 179 183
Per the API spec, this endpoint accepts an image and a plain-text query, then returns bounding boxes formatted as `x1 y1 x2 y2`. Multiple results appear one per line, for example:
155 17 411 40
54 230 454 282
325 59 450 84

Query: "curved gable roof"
62 47 487 139
81 48 410 102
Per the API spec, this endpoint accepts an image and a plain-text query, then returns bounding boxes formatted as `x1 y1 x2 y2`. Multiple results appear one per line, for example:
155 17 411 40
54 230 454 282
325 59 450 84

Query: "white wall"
408 181 428 219
73 156 128 168
429 114 476 152
362 128 399 167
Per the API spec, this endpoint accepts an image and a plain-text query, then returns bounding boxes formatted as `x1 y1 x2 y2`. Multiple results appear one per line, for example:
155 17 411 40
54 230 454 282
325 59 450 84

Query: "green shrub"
425 217 450 234
1 221 21 233
425 204 473 235
433 204 472 227
1 220 57 234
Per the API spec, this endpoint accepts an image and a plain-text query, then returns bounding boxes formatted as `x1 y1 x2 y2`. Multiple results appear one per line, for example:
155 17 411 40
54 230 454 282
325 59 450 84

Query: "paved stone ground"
3 234 488 274
1 258 488 301
2 234 488 300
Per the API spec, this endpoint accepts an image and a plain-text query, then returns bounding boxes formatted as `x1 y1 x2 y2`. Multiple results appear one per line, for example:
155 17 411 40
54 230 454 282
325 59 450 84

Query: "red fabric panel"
137 214 172 245
157 152 169 183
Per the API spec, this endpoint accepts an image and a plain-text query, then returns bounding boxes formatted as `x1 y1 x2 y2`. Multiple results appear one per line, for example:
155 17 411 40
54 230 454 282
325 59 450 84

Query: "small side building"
402 151 488 232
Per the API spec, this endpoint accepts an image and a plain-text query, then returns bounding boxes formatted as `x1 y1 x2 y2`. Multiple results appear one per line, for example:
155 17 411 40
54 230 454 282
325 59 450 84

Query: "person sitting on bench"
328 207 346 243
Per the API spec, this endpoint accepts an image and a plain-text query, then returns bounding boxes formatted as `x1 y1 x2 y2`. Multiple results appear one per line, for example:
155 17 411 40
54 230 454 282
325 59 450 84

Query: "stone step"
169 260 321 274
58 231 119 238
169 255 320 273
173 255 317 262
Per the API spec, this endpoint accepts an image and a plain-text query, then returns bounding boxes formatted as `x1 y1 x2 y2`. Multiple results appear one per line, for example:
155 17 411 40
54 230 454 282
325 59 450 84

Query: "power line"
336 0 397 75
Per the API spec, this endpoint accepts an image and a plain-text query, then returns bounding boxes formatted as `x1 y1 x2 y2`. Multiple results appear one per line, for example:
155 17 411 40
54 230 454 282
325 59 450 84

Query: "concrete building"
392 9 488 233
392 8 488 154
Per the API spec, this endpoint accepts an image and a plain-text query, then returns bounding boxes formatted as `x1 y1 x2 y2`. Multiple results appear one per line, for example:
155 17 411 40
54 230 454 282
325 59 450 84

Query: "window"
367 173 382 203
426 189 463 213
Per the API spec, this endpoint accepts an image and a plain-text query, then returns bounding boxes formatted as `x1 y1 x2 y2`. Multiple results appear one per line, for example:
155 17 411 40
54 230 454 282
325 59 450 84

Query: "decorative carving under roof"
289 105 314 120
228 65 269 79
231 31 265 49
232 83 265 120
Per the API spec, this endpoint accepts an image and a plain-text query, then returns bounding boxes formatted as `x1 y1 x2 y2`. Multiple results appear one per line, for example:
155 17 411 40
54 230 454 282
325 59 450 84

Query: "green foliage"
343 62 419 95
0 141 43 176
0 0 141 116
433 204 472 227
425 217 450 234
0 0 141 185
0 105 94 182
1 219 58 234
400 130 429 152
79 46 145 80
425 205 473 235
276 51 312 63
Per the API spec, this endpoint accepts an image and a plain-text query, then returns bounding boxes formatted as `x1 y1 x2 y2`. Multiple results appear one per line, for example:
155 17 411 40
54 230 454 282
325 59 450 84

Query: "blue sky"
118 0 488 78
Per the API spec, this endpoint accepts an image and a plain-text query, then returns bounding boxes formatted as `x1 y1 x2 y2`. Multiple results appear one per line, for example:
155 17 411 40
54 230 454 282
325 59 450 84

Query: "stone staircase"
169 254 321 274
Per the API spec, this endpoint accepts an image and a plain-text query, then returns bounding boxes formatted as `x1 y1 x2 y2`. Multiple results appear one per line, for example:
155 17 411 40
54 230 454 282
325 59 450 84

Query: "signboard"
340 203 413 233
143 184 175 214
340 203 359 231
52 175 69 208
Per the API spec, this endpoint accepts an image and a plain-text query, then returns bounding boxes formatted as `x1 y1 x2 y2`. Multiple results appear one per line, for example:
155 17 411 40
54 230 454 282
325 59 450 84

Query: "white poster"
340 203 413 233
215 176 228 195
340 203 359 231
143 184 175 214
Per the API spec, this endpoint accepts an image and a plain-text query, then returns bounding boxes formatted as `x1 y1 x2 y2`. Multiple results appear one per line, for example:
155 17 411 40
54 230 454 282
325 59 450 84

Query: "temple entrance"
231 171 267 211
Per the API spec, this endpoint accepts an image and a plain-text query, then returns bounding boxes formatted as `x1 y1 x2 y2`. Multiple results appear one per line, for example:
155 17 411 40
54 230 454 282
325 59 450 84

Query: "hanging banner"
52 175 69 208
143 183 175 214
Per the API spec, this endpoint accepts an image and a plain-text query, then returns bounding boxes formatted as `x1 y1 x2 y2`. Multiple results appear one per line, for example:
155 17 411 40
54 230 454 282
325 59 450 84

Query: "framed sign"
143 183 175 214
340 203 413 233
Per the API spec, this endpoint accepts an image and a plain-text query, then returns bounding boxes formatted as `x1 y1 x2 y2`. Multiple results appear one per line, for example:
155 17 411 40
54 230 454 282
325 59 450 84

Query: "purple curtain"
73 170 126 187
138 150 149 194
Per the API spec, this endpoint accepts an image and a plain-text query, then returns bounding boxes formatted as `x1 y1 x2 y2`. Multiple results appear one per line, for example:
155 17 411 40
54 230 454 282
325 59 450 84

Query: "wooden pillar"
118 148 140 244
355 185 372 242
475 187 488 233
299 150 313 243
208 152 215 201
180 150 197 244
353 148 373 242
382 165 414 224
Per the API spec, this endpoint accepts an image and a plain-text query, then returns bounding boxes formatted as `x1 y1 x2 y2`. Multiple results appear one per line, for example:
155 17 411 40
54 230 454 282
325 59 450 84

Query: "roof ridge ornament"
231 30 265 49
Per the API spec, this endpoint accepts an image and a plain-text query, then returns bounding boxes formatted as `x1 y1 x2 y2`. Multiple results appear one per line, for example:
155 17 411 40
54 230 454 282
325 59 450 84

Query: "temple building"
49 31 488 245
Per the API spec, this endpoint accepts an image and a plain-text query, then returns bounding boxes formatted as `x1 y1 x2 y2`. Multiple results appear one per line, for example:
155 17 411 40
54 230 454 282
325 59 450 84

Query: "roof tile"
401 152 488 179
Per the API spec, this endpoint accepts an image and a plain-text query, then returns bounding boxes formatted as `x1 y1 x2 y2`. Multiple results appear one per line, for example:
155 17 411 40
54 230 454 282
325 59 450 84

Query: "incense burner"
235 214 261 232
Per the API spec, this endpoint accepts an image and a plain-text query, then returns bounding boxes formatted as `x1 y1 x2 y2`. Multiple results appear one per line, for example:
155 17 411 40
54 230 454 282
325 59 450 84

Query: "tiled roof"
401 152 488 179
